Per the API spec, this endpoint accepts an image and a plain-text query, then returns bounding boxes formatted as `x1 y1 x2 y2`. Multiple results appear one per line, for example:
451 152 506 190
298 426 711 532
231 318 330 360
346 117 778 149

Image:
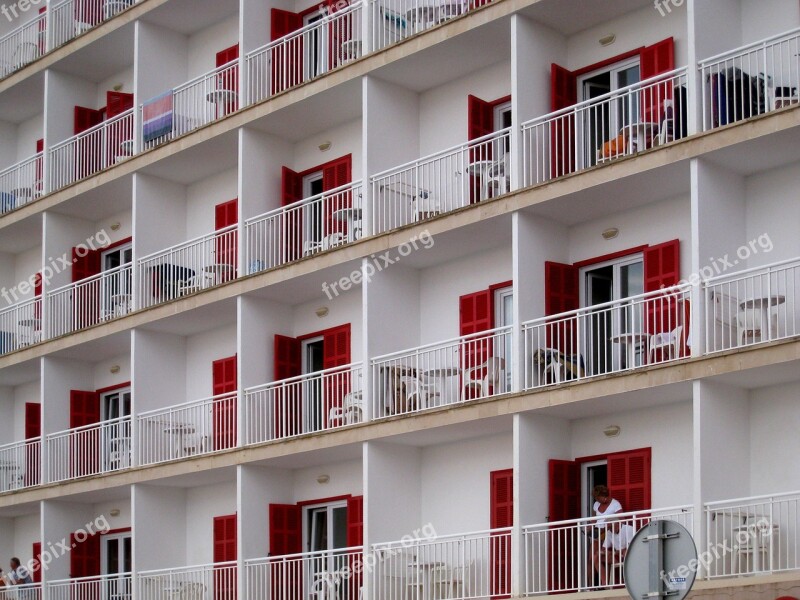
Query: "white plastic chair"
462 357 505 399
303 233 345 256
647 326 682 363
737 303 778 345
401 375 437 410
412 190 440 221
328 391 364 426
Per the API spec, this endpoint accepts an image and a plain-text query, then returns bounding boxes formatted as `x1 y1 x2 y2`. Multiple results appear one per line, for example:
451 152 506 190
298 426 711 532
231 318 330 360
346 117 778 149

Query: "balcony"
49 573 131 600
371 326 511 419
49 0 136 49
135 225 237 310
371 128 510 234
700 28 800 132
136 391 237 466
245 2 364 105
243 362 364 445
0 296 42 354
0 152 43 214
0 11 46 78
245 181 364 272
139 562 236 600
48 108 134 192
246 547 363 600
522 506 693 595
0 437 40 492
523 285 691 389
46 264 133 338
45 415 131 483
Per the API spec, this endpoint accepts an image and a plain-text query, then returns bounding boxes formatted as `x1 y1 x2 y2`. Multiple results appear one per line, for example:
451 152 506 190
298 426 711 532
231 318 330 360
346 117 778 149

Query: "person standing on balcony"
589 485 623 586
7 558 32 585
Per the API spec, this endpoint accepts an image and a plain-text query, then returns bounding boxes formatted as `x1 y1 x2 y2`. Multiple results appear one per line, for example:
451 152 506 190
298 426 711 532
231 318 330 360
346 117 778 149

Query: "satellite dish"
623 520 697 600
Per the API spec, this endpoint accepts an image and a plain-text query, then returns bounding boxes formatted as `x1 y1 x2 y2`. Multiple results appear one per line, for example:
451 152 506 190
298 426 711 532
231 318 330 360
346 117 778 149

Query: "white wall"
133 173 187 256
45 71 100 144
94 66 135 109
240 128 292 219
740 0 800 44
239 465 293 559
292 458 362 502
749 381 800 494
41 357 93 435
12 380 39 442
13 512 41 567
365 263 420 356
132 329 186 413
571 400 694 508
745 161 800 266
185 481 237 565
94 499 132 531
187 15 240 81
133 484 187 571
420 433 511 535
16 113 43 162
42 211 90 290
136 22 188 101
290 287 363 361
185 325 237 401
365 442 421 545
93 353 131 391
186 168 238 240
293 119 363 180
364 77 419 176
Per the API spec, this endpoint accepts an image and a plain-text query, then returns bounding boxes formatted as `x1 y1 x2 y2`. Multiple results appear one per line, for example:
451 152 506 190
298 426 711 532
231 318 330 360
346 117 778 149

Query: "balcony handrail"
46 414 131 439
168 57 239 98
48 572 132 585
704 489 800 508
245 361 362 393
245 544 364 565
703 256 800 286
698 26 800 67
244 180 363 225
0 10 47 44
522 504 693 531
523 282 691 326
46 263 131 296
0 295 38 315
137 391 237 419
370 324 512 363
137 224 237 263
246 1 363 58
373 526 512 550
0 436 41 451
139 561 236 576
370 127 512 181
0 152 42 177
520 67 688 130
49 108 134 151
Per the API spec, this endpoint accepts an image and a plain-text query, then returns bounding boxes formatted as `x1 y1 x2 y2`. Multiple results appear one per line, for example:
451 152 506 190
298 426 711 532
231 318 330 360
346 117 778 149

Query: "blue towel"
142 90 174 144
0 192 15 214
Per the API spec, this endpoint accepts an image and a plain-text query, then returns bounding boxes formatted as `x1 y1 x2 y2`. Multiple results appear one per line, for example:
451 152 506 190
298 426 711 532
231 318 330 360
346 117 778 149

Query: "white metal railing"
140 59 239 149
0 296 42 355
245 181 363 272
136 225 237 309
371 325 511 419
45 415 131 482
49 572 131 600
0 437 40 492
523 284 691 389
372 128 511 233
46 264 133 338
700 28 800 131
523 506 693 595
244 362 363 445
373 527 512 600
521 68 688 187
370 0 483 51
139 562 236 600
705 257 800 354
0 11 46 78
50 0 136 49
0 581 42 599
705 491 800 579
137 392 237 466
48 108 134 192
246 2 363 105
0 152 43 214
246 547 363 600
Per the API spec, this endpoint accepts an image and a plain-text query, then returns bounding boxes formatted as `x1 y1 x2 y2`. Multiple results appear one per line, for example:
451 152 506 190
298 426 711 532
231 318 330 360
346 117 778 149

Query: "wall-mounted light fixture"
315 307 329 318
602 227 619 240
319 141 332 152
110 222 121 231
110 365 121 374
109 509 121 517
599 34 616 47
317 474 330 484
603 425 621 438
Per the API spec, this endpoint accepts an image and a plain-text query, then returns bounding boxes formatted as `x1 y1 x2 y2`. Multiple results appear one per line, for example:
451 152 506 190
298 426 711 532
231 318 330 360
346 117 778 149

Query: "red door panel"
274 335 302 437
270 9 303 93
215 44 240 116
74 106 104 180
607 448 651 513
212 355 237 451
640 38 675 124
321 154 353 238
468 95 495 203
70 390 100 477
644 239 682 348
322 324 351 425
490 469 513 599
35 138 44 195
32 542 42 583
269 503 303 600
106 91 134 164
459 290 493 397
214 198 238 279
214 514 237 600
70 532 101 578
544 261 580 355
346 496 364 600
550 64 577 178
71 246 103 331
24 403 41 486
281 166 304 262
548 459 580 592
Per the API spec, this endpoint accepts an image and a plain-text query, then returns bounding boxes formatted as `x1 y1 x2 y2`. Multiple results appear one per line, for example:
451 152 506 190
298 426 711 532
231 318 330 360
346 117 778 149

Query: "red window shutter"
460 290 493 378
346 495 364 547
216 44 240 68
71 247 103 330
32 542 42 583
213 514 238 562
550 64 578 178
212 355 237 450
644 239 681 336
74 106 104 135
468 95 495 141
106 92 134 118
269 504 302 555
490 469 512 600
69 390 100 429
271 9 303 41
215 199 239 229
25 403 41 439
548 459 580 522
36 138 43 153
607 448 651 513
215 44 240 113
274 335 302 437
322 155 353 237
274 335 301 380
70 532 101 578
281 166 304 260
281 166 304 206
640 38 675 123
71 246 102 283
214 199 239 273
322 324 351 369
544 261 580 351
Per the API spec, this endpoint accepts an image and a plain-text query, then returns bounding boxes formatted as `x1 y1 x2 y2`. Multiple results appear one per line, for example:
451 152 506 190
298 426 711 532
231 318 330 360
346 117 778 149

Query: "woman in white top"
590 485 623 588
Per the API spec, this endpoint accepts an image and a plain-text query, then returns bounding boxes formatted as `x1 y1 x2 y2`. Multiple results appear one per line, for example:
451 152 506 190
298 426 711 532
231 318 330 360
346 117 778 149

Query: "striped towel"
142 91 174 144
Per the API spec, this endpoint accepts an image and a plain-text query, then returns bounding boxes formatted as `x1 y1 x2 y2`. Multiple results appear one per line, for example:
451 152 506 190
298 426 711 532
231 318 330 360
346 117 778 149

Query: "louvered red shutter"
644 239 681 337
607 448 651 513
25 403 41 439
214 198 238 276
74 106 104 135
468 95 495 203
547 459 580 592
70 532 101 578
24 403 40 486
270 9 304 93
106 92 134 118
74 106 104 180
213 514 238 600
212 355 237 451
69 390 100 477
640 38 675 123
35 139 44 194
322 155 353 238
550 64 577 178
274 335 302 438
271 9 303 40
72 247 103 330
215 44 240 117
281 167 304 261
323 325 352 425
459 288 493 369
32 542 42 583
269 504 302 555
70 390 100 429
346 495 364 547
544 261 579 352
490 469 512 600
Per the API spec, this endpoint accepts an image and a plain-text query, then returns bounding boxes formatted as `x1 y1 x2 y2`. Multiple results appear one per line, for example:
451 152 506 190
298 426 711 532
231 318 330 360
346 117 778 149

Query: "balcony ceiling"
388 414 513 447
139 297 237 336
148 464 237 488
53 23 135 82
0 358 39 387
51 176 132 221
254 442 362 469
0 72 43 124
0 500 40 517
0 215 41 253
141 0 239 36
710 354 800 390
139 130 239 185
49 330 130 361
521 0 654 36
703 123 800 176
